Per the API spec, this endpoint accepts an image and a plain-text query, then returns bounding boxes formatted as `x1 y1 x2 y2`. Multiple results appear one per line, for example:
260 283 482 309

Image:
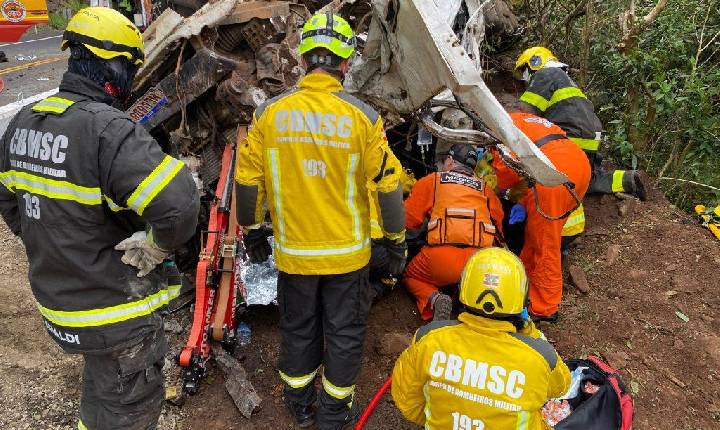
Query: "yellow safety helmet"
61 7 145 66
298 12 356 59
514 46 557 80
459 247 528 317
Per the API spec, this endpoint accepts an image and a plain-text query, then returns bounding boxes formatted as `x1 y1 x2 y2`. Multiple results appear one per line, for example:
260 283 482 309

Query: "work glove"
381 237 408 276
244 226 273 264
509 204 527 225
115 231 169 277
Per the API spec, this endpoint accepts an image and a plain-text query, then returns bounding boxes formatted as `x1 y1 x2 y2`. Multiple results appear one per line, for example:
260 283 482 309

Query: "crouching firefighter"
514 47 646 244
402 144 504 321
392 247 571 429
0 8 200 430
515 47 646 200
235 13 406 430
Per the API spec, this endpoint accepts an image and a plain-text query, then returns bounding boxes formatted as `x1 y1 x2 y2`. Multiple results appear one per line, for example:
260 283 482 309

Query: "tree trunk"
579 0 593 86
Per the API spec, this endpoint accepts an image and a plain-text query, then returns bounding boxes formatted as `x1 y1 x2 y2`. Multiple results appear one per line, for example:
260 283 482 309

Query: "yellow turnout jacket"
235 73 403 274
392 314 570 430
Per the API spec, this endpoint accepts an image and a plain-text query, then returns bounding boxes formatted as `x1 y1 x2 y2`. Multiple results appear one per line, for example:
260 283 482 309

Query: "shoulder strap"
509 332 558 370
333 91 380 124
415 319 461 343
254 87 300 119
534 133 567 148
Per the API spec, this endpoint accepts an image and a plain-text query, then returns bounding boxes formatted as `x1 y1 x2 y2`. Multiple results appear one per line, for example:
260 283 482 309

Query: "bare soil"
1 184 719 430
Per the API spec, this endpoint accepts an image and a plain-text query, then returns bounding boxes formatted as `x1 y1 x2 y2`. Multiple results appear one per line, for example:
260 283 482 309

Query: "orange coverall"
494 112 590 317
403 171 504 320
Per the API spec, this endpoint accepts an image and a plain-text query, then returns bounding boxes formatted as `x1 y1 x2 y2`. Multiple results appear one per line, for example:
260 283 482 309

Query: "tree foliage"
512 0 720 209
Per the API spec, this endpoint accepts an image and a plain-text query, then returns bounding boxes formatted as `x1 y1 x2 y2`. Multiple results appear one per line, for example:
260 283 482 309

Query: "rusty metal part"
216 62 269 110
240 17 286 52
220 1 292 26
129 48 240 131
215 24 247 53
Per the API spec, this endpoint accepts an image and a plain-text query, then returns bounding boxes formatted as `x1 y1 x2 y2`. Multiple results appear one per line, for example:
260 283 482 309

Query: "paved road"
0 29 67 106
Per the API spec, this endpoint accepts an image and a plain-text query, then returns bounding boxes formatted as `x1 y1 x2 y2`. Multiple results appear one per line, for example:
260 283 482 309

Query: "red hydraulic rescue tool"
179 128 249 394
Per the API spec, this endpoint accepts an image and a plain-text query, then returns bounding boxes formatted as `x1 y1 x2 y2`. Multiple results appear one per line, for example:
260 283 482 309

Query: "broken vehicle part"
346 0 568 186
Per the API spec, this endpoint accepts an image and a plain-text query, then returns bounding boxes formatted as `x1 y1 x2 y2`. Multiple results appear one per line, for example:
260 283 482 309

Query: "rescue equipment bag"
554 355 634 430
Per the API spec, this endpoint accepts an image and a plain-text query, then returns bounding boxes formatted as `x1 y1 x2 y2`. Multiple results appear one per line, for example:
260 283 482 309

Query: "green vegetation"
48 0 89 30
512 0 720 210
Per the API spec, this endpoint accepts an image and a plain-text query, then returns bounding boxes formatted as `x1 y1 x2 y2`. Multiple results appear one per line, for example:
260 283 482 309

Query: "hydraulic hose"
355 376 393 430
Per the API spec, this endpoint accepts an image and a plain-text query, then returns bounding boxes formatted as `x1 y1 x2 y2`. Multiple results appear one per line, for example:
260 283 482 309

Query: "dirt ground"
1 184 719 430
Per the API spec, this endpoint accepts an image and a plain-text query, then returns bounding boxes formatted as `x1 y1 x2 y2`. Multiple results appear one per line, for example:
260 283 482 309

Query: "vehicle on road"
0 0 48 42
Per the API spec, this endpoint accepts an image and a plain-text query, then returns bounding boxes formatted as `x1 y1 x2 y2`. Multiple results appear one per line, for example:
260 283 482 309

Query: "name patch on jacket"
428 350 525 411
440 172 483 191
44 320 80 345
9 128 68 164
275 110 353 139
8 128 69 178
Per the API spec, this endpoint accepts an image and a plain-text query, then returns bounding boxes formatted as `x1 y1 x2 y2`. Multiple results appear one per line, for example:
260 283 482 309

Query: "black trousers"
277 266 371 428
586 151 633 194
79 328 167 430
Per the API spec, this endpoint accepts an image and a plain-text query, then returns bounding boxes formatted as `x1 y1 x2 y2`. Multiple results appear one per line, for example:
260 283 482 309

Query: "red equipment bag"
554 355 634 430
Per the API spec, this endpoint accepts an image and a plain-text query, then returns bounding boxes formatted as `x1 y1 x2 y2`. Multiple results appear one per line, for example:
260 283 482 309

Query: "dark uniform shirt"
520 67 603 150
0 72 199 353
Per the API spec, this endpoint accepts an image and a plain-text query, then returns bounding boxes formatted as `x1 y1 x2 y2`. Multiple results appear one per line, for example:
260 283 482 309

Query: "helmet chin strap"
521 67 532 82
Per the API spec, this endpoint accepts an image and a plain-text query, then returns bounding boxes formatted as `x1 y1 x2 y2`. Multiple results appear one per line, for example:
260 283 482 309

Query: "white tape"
0 88 58 137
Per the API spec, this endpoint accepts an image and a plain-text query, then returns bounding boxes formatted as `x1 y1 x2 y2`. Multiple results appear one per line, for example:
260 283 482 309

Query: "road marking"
0 35 62 48
0 56 65 76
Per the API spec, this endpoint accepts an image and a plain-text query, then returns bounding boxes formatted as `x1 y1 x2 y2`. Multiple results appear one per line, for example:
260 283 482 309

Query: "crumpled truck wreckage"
126 0 578 402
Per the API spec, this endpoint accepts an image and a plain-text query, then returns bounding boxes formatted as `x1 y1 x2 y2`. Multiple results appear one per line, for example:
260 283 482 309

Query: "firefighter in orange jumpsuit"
493 112 591 322
403 144 504 321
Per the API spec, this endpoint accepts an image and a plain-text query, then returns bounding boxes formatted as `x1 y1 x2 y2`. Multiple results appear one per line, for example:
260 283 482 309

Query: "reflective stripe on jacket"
0 72 199 352
520 67 603 146
235 73 402 275
391 314 571 430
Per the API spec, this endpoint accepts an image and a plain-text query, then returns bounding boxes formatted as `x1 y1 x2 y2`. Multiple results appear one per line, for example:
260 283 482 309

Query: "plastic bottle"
236 321 252 347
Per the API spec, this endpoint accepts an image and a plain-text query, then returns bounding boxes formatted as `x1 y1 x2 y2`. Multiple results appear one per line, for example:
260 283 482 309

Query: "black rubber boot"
317 399 360 430
530 312 559 324
284 398 316 428
432 293 453 321
631 171 647 201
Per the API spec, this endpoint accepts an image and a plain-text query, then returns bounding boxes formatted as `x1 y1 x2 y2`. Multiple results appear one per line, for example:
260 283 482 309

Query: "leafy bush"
48 0 89 30
512 0 720 210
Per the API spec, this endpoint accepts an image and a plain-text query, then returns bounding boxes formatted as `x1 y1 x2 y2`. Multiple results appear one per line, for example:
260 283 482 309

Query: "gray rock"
214 348 262 418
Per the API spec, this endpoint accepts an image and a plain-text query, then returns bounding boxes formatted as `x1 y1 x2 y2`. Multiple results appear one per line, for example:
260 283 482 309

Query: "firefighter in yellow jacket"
392 247 570 429
235 13 406 430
